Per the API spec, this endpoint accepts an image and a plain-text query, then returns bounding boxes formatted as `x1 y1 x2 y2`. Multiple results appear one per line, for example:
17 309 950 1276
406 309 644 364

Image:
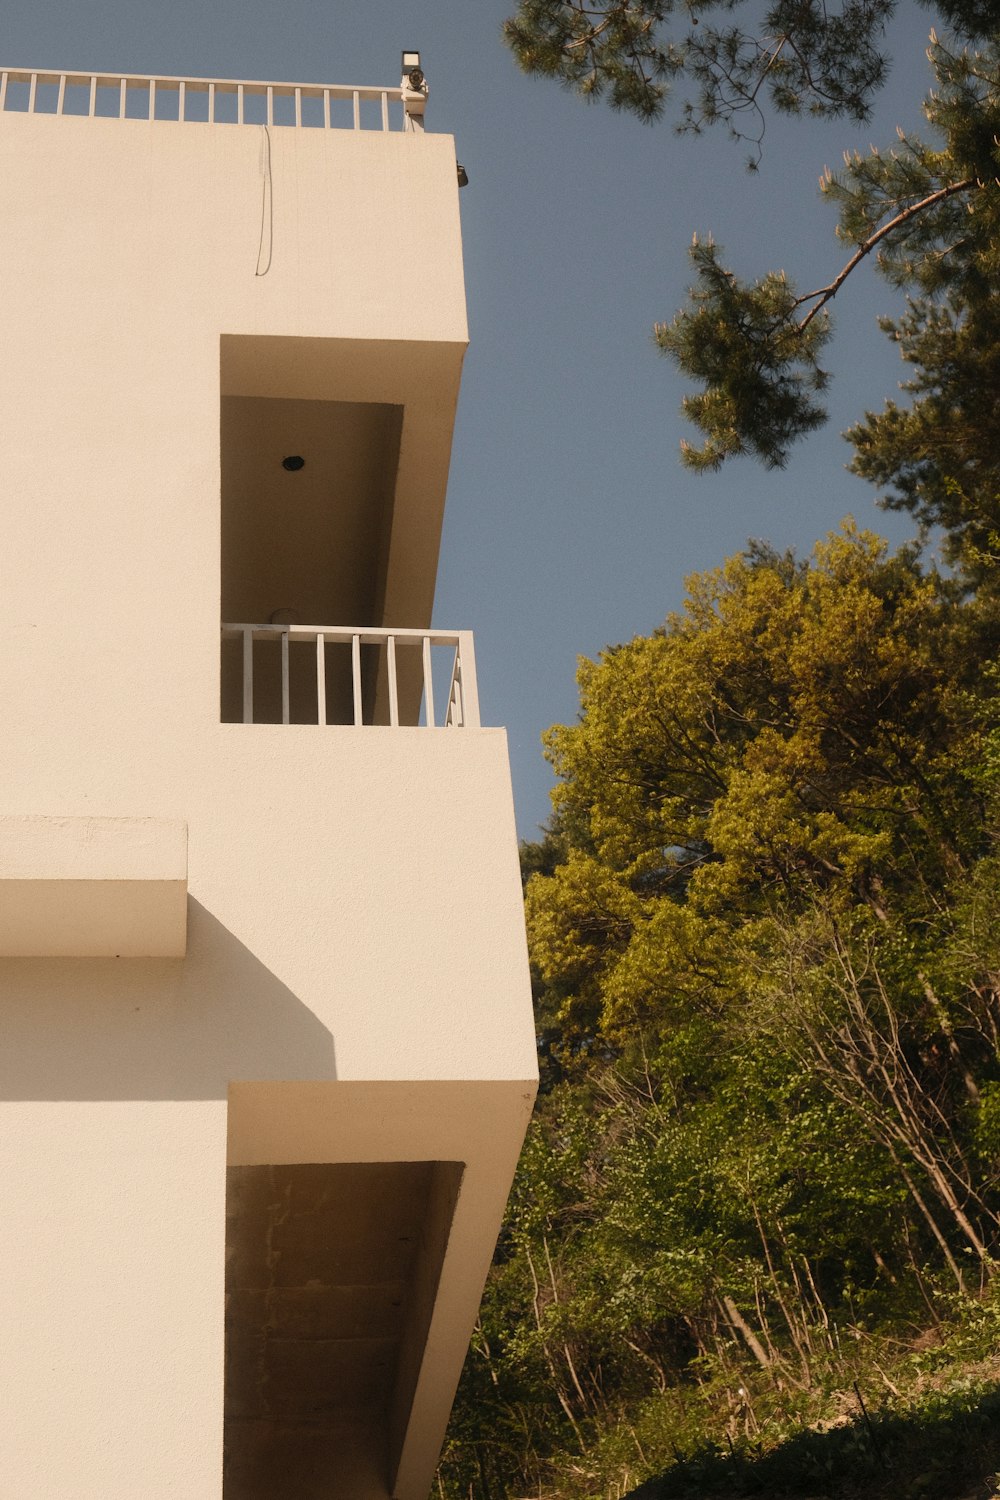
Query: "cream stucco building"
0 61 537 1500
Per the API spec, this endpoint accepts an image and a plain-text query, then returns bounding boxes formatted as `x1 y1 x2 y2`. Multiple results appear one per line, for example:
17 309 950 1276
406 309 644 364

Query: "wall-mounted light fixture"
401 49 428 131
402 50 422 82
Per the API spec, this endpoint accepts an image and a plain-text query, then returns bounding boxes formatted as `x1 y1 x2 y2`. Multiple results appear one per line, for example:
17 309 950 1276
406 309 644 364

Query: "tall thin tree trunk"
524 1243 587 1447
720 1295 771 1369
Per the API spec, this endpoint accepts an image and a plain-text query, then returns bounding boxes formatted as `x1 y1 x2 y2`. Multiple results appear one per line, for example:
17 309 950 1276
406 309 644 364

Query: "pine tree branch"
560 3 657 52
564 11 616 52
796 177 977 331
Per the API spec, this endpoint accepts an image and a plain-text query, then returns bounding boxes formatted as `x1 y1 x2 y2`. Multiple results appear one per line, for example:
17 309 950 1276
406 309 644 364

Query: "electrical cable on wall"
255 125 273 276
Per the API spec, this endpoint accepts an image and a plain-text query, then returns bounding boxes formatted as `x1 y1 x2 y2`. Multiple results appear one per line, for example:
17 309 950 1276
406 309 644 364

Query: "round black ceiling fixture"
282 455 305 472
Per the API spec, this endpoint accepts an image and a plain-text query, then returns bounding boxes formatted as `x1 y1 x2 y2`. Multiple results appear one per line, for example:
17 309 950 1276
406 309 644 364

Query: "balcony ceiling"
221 395 403 630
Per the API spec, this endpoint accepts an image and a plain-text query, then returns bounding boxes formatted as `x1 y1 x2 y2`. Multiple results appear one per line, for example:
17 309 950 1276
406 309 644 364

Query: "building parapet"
0 67 426 131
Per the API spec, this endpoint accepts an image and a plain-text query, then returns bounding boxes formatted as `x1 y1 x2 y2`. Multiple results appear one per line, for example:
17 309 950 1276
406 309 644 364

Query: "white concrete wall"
0 1101 228 1498
0 109 536 1499
1 733 536 1086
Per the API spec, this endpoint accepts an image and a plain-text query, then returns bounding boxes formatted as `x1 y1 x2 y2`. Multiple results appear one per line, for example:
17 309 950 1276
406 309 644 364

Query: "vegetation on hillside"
435 8 1000 1498
437 530 1000 1498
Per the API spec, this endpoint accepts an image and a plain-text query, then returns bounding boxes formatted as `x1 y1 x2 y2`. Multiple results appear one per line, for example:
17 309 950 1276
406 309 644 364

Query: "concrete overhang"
0 816 187 957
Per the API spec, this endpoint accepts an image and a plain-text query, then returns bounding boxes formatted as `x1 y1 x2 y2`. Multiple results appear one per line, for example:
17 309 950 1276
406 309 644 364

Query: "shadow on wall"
0 898 336 1100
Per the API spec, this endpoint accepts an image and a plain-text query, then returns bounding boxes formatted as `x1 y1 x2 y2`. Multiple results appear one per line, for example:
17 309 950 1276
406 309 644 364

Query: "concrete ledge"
0 816 187 956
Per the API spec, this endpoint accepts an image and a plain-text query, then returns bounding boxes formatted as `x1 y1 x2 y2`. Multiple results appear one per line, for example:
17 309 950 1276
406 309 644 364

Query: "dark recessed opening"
223 1159 464 1499
281 454 305 472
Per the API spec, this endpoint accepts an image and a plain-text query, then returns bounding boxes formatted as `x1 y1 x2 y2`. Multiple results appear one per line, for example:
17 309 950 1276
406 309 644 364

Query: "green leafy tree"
440 528 1000 1499
443 18 1000 1493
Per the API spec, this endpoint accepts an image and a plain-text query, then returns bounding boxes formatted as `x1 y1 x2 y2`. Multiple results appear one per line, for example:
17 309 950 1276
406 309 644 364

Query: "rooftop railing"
221 624 480 728
0 68 423 131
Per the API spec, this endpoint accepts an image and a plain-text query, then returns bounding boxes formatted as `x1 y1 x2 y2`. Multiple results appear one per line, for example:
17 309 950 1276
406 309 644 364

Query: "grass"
538 1283 1000 1500
630 1381 1000 1499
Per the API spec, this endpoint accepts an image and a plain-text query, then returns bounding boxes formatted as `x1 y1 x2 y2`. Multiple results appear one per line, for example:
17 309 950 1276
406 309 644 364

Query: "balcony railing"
0 68 418 131
221 625 480 729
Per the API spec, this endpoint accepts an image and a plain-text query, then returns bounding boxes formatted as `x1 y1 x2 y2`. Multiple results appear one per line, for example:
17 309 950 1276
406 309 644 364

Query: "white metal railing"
0 69 418 131
221 624 480 728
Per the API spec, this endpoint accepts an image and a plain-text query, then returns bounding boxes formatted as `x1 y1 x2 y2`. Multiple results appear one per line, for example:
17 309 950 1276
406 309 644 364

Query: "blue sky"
5 2 944 834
